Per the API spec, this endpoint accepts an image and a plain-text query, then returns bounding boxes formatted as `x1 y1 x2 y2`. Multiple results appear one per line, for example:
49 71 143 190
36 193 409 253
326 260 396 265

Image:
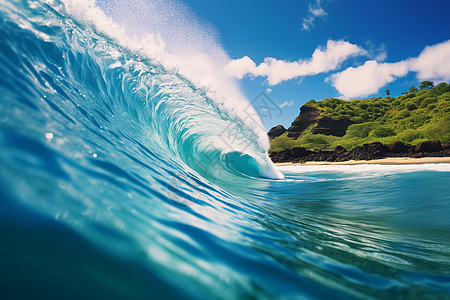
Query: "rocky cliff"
269 104 355 139
286 106 320 138
267 125 286 139
310 116 355 137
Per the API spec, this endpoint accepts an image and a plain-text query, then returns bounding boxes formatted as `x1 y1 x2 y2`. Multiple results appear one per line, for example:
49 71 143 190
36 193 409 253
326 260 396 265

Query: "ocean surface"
1 1 450 299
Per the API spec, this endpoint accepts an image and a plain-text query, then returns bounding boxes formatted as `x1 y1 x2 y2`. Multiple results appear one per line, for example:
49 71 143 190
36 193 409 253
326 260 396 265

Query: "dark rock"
291 147 307 158
389 141 409 153
269 139 449 164
368 142 388 154
310 117 355 137
319 154 328 161
268 125 286 139
287 106 320 139
353 146 363 154
279 149 292 160
326 155 335 162
415 140 442 153
373 150 383 157
359 153 370 160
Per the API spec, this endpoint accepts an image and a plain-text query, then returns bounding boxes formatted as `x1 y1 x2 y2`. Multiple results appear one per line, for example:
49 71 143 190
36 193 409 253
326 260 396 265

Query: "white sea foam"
278 163 450 175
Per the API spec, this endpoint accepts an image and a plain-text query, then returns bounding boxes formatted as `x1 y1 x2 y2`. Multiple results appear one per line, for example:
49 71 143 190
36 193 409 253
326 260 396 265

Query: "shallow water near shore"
1 1 450 299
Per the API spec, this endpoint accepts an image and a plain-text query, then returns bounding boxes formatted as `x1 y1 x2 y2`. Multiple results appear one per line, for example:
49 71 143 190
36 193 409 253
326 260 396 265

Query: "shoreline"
270 141 450 165
274 156 450 166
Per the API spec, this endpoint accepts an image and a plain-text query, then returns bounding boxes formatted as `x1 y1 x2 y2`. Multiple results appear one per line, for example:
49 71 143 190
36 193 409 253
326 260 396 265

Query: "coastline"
274 156 450 166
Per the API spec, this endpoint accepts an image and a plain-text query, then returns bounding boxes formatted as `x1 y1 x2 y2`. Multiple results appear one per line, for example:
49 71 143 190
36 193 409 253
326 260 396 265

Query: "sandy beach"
274 157 450 166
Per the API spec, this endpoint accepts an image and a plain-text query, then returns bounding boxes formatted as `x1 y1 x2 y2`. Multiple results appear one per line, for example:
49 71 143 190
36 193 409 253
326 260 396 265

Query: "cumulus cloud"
302 0 327 31
266 88 272 94
224 56 256 79
225 40 365 85
279 100 295 108
225 37 450 99
410 39 450 81
329 60 410 98
329 39 450 98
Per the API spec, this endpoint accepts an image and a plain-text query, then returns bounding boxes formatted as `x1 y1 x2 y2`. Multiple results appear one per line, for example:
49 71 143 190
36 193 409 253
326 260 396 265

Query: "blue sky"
182 0 450 130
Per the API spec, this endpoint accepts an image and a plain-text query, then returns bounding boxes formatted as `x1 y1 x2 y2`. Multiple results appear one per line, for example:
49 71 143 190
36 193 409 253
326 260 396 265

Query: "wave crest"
2 0 282 179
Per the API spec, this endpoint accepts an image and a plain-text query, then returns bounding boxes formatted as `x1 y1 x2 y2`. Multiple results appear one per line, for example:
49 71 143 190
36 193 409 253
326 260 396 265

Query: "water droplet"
45 132 53 140
93 153 98 158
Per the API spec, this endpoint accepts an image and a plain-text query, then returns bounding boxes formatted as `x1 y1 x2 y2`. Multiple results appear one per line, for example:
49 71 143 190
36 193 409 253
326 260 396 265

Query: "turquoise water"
1 1 450 299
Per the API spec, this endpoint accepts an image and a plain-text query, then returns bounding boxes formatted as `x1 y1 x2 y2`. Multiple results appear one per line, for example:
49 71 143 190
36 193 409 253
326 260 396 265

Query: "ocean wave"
0 0 281 180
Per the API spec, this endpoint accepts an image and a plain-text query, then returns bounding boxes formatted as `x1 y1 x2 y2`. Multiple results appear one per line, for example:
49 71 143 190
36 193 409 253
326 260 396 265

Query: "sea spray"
57 0 282 179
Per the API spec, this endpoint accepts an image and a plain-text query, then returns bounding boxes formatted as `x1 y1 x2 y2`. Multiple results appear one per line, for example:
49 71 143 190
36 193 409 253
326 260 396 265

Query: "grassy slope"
270 82 450 152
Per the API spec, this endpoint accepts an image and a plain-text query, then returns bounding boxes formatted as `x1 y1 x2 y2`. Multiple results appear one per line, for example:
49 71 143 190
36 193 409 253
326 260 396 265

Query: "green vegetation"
270 81 450 152
419 80 434 90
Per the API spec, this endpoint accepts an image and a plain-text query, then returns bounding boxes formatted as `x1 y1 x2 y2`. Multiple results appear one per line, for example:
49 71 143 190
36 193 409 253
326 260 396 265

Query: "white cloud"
225 37 450 100
223 56 256 79
279 100 295 108
375 50 388 62
225 40 365 85
329 39 450 98
329 60 410 98
266 88 272 94
302 0 327 31
364 41 388 62
410 39 450 81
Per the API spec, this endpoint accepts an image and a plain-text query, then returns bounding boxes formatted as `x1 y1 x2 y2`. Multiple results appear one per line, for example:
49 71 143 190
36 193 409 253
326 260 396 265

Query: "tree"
401 92 408 95
419 80 434 90
434 82 450 93
385 89 391 96
409 86 419 93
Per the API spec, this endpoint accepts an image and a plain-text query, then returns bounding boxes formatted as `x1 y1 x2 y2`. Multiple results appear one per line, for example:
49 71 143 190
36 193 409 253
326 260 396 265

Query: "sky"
181 0 450 131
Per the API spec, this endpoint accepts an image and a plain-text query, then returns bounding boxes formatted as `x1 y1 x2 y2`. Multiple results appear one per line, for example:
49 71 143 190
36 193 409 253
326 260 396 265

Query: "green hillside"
270 82 450 152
